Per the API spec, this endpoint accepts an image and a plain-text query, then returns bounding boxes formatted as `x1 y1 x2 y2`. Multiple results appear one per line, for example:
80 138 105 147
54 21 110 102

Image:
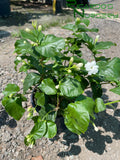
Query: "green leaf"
44 121 57 138
35 35 65 58
60 78 83 97
3 84 20 97
93 41 116 51
38 104 57 122
39 78 57 95
98 57 120 82
14 39 33 55
20 30 37 42
110 86 120 95
2 96 10 106
77 24 98 32
23 72 41 93
64 96 95 134
80 19 90 26
62 24 75 31
75 76 89 90
30 121 46 140
3 97 25 120
95 98 106 113
80 32 94 47
35 92 45 107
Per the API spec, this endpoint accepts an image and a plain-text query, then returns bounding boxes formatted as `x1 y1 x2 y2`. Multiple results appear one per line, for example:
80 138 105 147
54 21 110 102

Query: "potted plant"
2 18 120 148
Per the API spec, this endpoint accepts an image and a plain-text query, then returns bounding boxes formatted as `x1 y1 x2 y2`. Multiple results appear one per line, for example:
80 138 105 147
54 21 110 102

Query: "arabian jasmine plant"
2 18 120 147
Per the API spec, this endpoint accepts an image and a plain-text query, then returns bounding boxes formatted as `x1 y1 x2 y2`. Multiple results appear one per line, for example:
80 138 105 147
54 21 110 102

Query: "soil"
0 0 120 160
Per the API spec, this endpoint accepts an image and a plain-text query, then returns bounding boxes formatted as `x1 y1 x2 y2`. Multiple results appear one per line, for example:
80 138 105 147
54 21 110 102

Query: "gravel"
0 1 120 159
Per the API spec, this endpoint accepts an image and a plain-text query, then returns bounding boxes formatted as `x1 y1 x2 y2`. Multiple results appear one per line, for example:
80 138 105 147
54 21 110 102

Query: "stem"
42 110 55 121
56 93 60 111
105 100 120 106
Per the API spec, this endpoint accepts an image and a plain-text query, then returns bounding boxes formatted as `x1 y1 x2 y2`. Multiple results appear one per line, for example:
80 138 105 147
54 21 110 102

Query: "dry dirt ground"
0 0 120 160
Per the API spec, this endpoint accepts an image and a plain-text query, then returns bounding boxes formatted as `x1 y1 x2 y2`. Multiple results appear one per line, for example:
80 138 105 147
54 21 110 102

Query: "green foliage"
23 72 41 93
2 19 120 147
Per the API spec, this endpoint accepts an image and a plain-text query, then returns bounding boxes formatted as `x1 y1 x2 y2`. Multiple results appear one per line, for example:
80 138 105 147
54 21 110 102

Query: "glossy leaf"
14 39 33 55
35 92 45 107
3 84 20 97
95 98 106 113
98 57 120 82
35 35 65 58
64 96 95 134
30 121 46 140
110 86 120 95
60 78 83 97
2 97 25 120
23 72 41 93
93 41 116 51
62 24 75 31
44 121 57 138
20 30 37 42
39 78 57 95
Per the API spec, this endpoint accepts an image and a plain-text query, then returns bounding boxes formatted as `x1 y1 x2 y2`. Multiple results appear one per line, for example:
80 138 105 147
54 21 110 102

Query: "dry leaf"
31 155 43 160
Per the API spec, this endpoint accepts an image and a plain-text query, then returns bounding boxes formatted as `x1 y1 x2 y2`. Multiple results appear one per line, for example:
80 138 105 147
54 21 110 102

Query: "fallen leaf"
31 155 43 160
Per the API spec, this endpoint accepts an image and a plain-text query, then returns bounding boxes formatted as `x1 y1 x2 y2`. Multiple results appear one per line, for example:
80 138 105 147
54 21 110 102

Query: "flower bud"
68 69 72 73
95 35 99 44
72 63 83 71
32 20 37 29
25 28 31 33
69 57 74 64
76 63 83 68
38 25 42 32
76 17 81 24
55 85 59 89
93 123 99 132
24 41 26 44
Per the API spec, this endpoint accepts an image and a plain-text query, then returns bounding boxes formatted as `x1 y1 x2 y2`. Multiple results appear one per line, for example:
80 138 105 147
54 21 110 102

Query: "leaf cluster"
2 19 120 147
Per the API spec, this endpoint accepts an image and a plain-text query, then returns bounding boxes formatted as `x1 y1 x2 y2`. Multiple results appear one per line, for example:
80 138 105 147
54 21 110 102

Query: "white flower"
85 61 99 75
17 56 21 61
55 85 59 89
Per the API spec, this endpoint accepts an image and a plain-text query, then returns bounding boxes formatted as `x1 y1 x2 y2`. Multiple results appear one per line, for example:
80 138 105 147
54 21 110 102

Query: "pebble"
1 11 120 160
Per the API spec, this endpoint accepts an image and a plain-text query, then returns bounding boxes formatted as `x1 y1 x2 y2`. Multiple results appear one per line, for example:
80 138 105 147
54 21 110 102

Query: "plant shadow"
49 87 120 157
0 109 17 129
0 30 11 38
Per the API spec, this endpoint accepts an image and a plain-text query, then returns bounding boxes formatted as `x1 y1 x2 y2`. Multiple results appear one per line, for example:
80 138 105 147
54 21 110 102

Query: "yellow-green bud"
25 28 31 33
38 25 42 32
65 39 67 42
76 63 83 68
76 17 81 24
95 35 99 44
32 20 37 29
24 41 26 44
72 63 83 71
69 57 74 64
68 69 72 73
